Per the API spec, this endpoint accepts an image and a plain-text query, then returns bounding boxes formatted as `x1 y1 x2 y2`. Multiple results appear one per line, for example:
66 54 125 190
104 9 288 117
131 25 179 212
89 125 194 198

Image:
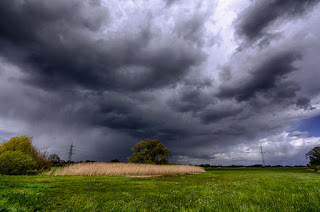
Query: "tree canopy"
127 138 171 164
0 151 37 175
306 146 320 165
0 136 51 174
0 136 33 154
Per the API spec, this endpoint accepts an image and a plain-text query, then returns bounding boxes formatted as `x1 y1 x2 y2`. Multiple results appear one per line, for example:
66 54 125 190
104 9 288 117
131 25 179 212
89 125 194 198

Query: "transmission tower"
259 144 265 168
68 142 74 162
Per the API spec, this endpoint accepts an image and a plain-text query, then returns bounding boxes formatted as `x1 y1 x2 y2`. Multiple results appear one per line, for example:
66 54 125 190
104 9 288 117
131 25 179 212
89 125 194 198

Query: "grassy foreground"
0 167 320 211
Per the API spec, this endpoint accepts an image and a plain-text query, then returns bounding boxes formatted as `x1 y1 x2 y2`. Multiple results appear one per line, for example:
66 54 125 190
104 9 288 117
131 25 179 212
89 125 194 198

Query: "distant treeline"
52 162 306 168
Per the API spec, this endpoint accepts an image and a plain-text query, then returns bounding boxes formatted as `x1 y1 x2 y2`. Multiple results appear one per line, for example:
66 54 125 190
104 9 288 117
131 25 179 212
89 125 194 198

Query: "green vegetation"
1 168 319 211
0 151 37 175
127 138 171 164
0 136 51 175
306 146 320 165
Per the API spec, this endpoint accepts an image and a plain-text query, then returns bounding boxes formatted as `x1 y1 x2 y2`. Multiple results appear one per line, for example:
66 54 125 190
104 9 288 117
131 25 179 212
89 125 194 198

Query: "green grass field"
1 167 319 211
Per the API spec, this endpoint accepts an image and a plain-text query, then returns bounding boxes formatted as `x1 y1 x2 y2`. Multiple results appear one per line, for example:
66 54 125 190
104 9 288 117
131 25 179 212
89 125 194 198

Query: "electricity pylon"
68 142 74 162
259 144 265 168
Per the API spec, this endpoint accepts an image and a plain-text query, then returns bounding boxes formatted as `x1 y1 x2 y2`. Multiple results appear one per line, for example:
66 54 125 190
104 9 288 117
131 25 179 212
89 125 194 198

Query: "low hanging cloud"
0 0 320 165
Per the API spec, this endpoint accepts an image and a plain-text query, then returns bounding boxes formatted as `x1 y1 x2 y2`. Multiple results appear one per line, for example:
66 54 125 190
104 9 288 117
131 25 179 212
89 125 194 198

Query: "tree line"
1 136 319 175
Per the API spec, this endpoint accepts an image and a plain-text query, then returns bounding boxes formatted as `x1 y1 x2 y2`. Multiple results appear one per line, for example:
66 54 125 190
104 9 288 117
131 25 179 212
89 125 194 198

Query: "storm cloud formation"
0 0 204 91
218 50 302 101
236 0 320 42
1 0 320 165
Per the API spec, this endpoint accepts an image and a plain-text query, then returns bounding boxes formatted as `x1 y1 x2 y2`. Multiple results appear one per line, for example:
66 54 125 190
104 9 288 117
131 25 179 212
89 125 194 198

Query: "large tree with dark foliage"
127 138 171 164
306 146 320 165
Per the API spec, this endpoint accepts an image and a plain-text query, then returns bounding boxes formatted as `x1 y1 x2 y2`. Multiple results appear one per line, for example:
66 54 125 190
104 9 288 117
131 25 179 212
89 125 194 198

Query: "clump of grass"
49 162 205 176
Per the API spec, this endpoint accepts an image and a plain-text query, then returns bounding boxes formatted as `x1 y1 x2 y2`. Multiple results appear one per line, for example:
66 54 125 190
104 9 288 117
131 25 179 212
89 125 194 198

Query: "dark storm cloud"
236 0 320 42
35 89 189 142
265 81 301 101
296 97 315 111
0 0 204 92
169 88 213 113
0 0 106 42
218 50 302 101
90 94 153 135
210 124 247 137
81 90 192 141
200 106 243 124
0 0 206 160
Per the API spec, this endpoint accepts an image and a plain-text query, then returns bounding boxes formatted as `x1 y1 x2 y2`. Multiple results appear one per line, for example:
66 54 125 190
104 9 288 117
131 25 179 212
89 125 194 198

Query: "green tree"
0 151 37 175
306 146 320 165
127 138 171 164
0 136 33 154
0 136 51 171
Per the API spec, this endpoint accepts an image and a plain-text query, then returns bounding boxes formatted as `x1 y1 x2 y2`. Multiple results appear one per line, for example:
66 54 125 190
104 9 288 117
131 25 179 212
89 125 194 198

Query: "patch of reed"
51 162 205 176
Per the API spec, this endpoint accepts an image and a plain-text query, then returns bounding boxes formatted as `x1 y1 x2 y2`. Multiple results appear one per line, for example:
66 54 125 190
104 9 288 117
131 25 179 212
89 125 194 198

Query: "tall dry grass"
49 162 205 176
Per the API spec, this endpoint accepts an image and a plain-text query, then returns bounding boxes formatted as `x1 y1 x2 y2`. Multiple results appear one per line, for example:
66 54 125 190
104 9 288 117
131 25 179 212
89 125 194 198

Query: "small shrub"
0 151 37 175
31 149 52 171
312 165 320 172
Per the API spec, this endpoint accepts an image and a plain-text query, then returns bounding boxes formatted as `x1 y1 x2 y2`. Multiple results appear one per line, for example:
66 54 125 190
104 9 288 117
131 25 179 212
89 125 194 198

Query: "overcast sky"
1 0 320 165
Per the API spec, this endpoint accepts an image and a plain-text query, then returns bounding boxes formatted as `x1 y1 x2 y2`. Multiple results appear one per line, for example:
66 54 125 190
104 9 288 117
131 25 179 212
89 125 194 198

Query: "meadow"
0 167 320 211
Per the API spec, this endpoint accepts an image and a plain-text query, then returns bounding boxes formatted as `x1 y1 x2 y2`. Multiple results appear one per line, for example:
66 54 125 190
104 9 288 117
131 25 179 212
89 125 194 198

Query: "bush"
31 149 52 171
0 151 37 175
0 136 52 171
307 164 320 172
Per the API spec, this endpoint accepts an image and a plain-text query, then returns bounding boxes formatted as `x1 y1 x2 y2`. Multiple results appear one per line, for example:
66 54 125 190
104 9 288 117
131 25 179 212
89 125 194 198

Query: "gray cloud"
296 97 316 111
174 13 207 47
218 50 302 101
169 87 213 113
288 131 310 137
236 0 320 43
0 0 204 92
199 103 243 124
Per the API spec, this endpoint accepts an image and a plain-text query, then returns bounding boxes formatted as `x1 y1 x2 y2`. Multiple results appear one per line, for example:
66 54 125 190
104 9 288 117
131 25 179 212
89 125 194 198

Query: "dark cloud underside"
0 0 203 92
218 50 302 101
236 0 320 42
